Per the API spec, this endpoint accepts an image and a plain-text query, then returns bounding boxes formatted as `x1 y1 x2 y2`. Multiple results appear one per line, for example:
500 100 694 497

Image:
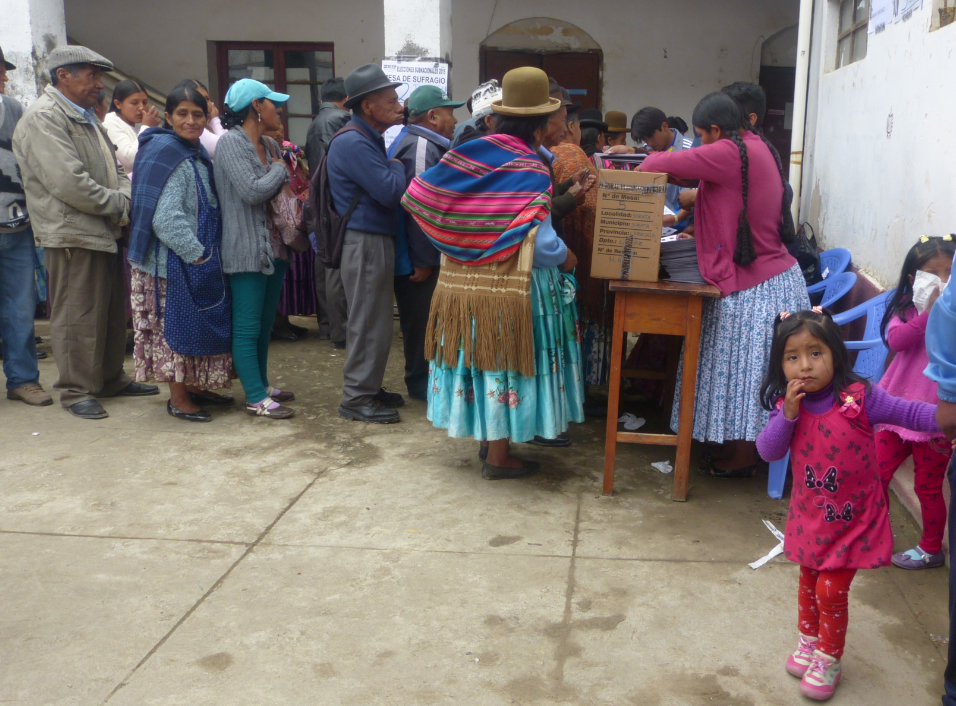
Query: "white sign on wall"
381 59 450 150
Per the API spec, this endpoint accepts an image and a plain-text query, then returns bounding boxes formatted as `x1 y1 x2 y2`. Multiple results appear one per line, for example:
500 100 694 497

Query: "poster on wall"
381 59 450 150
869 0 895 32
896 0 923 22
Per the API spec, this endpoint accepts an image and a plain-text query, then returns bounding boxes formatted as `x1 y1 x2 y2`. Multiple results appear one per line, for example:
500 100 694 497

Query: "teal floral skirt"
427 266 585 443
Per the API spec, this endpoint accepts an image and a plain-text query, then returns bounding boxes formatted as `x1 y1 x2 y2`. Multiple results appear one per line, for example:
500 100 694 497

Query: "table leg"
603 293 627 495
673 296 703 501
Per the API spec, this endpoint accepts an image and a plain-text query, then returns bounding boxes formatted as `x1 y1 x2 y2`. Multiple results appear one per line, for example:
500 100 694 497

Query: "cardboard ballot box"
590 170 667 282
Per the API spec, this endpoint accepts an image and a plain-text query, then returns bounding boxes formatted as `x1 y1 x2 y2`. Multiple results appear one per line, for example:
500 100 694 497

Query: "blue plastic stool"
767 290 893 499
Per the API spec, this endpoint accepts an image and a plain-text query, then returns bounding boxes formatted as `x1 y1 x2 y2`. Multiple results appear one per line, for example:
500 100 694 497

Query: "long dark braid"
756 132 796 245
727 130 756 266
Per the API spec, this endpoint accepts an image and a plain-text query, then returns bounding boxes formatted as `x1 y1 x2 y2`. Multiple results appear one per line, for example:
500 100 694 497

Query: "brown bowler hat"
491 67 561 117
605 110 629 133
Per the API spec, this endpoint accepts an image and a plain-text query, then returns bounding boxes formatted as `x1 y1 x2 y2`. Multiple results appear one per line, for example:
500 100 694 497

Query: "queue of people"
4 38 956 705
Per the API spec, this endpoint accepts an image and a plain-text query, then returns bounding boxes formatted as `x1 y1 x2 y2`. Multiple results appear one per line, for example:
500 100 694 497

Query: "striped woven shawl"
401 133 552 266
402 134 552 377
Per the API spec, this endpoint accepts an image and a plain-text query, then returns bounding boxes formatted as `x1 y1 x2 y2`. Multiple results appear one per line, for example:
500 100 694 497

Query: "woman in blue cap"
214 78 296 419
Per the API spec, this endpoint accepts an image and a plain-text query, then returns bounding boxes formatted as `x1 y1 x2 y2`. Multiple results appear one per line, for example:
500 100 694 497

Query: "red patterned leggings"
798 566 857 659
876 430 952 555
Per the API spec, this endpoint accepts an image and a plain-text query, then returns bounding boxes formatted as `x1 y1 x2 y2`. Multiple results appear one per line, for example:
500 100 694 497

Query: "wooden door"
759 65 796 168
480 49 602 109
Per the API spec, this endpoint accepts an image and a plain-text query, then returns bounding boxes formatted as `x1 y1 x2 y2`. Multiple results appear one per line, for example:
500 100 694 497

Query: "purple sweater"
640 131 796 297
757 383 940 462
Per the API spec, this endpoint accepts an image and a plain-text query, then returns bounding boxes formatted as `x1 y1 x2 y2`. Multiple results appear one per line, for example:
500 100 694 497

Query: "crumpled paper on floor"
651 461 673 474
617 413 646 431
750 520 785 569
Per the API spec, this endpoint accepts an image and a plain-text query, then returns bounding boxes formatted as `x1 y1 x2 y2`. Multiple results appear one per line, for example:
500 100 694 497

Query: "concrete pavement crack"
100 471 324 704
0 529 248 546
549 487 583 687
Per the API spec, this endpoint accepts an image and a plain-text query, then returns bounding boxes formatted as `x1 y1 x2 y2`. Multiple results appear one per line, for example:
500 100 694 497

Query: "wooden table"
603 279 721 501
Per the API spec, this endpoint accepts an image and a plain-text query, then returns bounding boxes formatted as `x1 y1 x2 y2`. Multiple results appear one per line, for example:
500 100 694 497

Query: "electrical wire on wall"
486 0 502 37
750 34 766 82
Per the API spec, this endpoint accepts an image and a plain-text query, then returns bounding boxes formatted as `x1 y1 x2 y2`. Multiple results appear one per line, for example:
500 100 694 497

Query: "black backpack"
304 124 366 269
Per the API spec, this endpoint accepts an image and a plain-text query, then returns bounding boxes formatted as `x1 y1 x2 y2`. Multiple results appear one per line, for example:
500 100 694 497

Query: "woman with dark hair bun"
103 78 161 175
639 91 809 478
126 83 234 422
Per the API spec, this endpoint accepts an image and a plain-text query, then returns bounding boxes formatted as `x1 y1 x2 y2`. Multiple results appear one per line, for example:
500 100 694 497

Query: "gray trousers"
46 246 132 407
340 229 395 407
314 256 347 343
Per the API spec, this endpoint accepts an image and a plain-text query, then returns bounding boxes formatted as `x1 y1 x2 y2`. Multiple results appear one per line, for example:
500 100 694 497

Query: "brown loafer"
266 387 295 402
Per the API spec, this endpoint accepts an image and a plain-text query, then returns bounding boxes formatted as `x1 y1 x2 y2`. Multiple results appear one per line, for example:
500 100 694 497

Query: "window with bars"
215 42 334 147
836 0 869 68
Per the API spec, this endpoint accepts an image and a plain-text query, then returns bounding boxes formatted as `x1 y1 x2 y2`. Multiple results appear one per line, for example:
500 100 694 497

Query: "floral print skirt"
427 266 585 443
130 269 233 389
670 262 810 442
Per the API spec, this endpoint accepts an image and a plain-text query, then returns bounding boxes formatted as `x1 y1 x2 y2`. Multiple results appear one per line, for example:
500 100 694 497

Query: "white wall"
384 0 441 57
63 0 384 97
0 0 67 104
801 1 955 286
451 0 799 127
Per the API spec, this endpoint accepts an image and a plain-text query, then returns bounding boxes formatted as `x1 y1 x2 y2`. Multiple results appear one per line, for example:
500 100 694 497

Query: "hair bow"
779 311 791 321
946 234 954 242
920 235 930 243
811 306 823 314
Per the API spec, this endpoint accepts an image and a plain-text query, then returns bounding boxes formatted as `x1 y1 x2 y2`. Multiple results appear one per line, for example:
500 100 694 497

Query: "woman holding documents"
639 91 809 478
402 67 585 481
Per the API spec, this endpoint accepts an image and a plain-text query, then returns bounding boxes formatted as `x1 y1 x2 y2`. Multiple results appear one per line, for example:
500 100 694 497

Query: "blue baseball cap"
224 78 290 111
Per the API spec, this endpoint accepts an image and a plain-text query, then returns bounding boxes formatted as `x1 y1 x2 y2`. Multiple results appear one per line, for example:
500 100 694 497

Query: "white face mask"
913 269 949 314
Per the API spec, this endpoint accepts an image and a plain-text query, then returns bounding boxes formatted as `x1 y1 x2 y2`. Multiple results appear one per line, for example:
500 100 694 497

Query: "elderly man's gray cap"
45 45 114 73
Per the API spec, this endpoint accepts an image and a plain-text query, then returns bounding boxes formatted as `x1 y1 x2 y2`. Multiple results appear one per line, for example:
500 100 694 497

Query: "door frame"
478 46 604 108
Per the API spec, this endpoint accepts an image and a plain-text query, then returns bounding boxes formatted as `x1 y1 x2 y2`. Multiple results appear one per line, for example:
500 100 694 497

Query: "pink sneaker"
785 633 818 677
800 650 841 701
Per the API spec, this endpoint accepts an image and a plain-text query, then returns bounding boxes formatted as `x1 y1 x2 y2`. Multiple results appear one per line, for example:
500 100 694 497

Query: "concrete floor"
0 318 950 706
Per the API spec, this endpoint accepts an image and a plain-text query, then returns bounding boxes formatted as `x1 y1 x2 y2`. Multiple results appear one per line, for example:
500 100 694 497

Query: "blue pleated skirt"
427 266 585 443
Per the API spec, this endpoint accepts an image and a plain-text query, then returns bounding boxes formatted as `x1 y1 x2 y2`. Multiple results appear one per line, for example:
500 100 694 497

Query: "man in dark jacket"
388 85 464 400
327 64 406 424
305 78 350 168
306 77 351 348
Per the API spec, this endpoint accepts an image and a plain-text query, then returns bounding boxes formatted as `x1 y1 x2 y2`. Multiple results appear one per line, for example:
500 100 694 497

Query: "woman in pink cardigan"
639 92 809 477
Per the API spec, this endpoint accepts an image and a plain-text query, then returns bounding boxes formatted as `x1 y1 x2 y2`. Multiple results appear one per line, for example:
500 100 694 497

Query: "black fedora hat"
0 46 16 71
579 108 608 133
343 63 403 110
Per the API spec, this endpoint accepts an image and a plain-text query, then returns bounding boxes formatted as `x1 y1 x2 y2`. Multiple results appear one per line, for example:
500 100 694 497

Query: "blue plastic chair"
806 248 853 296
816 271 857 310
767 290 894 499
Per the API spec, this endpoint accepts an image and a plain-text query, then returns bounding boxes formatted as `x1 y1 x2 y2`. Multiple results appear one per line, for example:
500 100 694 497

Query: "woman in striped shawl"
402 68 585 480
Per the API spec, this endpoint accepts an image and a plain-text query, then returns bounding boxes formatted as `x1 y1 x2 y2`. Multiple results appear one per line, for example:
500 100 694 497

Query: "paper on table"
913 270 948 314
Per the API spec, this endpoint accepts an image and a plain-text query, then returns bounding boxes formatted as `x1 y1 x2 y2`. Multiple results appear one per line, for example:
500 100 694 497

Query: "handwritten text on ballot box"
591 170 667 282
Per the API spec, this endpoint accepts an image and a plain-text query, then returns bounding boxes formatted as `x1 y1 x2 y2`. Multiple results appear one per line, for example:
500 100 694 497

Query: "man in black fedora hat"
326 63 407 424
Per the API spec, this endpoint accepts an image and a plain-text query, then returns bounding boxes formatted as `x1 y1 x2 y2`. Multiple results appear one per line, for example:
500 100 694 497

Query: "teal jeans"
230 259 287 404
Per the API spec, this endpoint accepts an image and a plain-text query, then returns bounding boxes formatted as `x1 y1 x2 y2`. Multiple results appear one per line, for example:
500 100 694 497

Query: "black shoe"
270 329 297 342
338 400 400 424
115 381 160 396
481 459 541 480
36 350 47 360
188 391 235 407
698 459 758 479
375 388 405 408
167 400 212 422
332 340 346 349
69 399 108 419
35 336 42 344
288 323 308 337
528 432 571 448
